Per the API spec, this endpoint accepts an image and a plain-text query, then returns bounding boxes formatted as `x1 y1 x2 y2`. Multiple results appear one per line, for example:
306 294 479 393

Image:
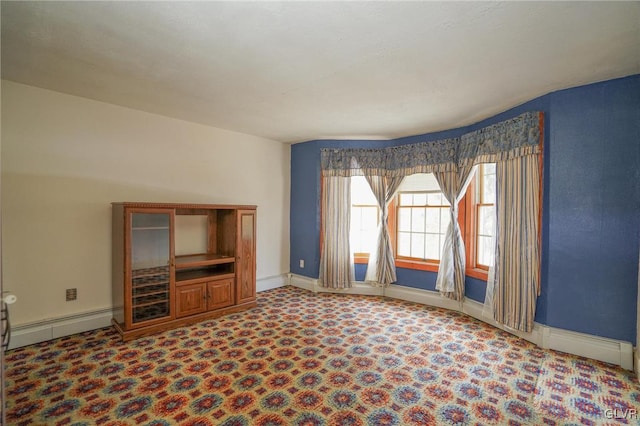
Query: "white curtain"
363 175 404 286
433 166 476 301
319 176 354 289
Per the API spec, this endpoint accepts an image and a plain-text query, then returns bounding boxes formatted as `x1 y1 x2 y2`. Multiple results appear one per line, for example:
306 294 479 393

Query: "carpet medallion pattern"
5 286 640 425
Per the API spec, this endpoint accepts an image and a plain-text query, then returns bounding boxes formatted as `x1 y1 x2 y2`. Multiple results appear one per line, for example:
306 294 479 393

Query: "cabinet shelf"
132 294 169 308
133 289 168 298
176 270 235 285
132 266 169 279
175 253 235 269
132 280 169 289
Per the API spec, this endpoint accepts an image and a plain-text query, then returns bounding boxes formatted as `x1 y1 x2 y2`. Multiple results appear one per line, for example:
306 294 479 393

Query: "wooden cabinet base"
112 300 257 341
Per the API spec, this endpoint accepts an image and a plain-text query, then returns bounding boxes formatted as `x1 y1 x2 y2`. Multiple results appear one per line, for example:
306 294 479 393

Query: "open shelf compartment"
175 253 235 269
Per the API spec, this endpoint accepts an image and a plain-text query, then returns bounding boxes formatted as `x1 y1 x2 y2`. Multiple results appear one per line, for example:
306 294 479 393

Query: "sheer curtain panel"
433 166 476 301
319 176 354 289
363 175 404 286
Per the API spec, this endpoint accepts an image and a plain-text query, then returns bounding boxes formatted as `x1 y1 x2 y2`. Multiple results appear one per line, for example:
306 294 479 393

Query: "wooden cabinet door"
207 279 234 310
175 283 206 318
236 210 256 304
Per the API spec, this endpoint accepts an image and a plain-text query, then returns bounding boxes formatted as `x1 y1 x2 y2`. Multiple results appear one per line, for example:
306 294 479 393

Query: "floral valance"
321 111 543 177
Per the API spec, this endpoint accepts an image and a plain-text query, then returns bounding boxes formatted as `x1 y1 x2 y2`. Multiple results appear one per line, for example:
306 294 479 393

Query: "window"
475 163 496 268
396 191 450 262
350 176 378 256
390 173 450 272
348 166 497 279
465 163 496 278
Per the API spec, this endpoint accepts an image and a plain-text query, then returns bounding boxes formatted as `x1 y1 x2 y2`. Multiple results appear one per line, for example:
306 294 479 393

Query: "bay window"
350 166 497 280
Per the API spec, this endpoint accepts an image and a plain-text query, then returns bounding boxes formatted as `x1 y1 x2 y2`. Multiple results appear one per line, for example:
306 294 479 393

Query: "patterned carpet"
5 286 640 425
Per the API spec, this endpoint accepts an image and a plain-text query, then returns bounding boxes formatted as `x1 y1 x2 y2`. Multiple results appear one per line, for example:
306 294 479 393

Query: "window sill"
356 256 439 272
355 255 489 282
354 255 369 265
465 267 488 281
395 259 439 273
396 260 489 282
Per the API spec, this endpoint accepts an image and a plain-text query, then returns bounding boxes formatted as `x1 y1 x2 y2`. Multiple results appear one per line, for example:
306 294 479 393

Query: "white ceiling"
2 2 639 144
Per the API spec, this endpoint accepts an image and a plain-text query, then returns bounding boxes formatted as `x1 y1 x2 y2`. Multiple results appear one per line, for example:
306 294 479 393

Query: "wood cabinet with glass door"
112 202 257 340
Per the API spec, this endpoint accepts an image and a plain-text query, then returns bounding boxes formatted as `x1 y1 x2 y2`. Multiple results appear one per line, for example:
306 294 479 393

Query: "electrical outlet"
299 259 305 268
66 288 77 301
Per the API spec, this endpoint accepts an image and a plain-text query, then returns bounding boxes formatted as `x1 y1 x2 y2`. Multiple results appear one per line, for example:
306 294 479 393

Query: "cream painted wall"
1 80 290 326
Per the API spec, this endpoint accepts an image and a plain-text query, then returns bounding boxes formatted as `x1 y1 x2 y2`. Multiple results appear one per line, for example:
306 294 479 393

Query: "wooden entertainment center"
111 202 256 340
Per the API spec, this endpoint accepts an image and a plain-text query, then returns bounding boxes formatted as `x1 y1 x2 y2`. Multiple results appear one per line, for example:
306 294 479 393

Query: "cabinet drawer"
207 278 234 311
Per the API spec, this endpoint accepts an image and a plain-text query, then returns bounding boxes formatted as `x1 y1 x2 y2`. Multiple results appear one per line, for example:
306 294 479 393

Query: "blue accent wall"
290 75 640 344
545 76 640 343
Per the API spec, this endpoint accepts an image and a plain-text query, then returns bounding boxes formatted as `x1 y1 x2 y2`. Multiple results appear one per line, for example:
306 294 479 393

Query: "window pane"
411 207 426 232
477 236 494 266
398 208 412 232
398 232 411 257
399 193 413 206
483 163 496 175
397 173 440 192
350 207 362 253
425 208 440 233
413 193 427 206
483 175 496 204
351 207 362 230
478 205 495 236
351 235 361 253
473 163 497 266
361 231 377 254
425 234 440 260
362 207 378 230
440 208 451 233
350 205 378 254
426 192 442 206
351 176 377 205
480 163 496 204
411 233 425 259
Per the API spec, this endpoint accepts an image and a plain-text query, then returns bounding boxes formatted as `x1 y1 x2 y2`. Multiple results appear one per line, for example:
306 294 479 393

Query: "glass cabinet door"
129 211 173 325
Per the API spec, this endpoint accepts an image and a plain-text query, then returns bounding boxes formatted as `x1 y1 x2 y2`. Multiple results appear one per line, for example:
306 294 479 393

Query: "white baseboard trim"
462 296 632 369
461 297 545 346
289 274 384 296
10 274 635 371
546 327 634 371
9 275 289 350
256 274 288 293
289 274 634 370
289 273 317 292
9 308 113 350
385 284 460 312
